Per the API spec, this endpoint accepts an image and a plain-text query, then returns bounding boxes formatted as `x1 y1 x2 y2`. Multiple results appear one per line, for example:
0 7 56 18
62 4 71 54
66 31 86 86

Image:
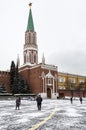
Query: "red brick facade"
0 71 10 93
19 63 58 98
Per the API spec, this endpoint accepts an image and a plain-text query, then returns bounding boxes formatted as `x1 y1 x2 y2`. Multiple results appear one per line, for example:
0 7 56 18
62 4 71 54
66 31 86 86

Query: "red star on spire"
29 3 32 7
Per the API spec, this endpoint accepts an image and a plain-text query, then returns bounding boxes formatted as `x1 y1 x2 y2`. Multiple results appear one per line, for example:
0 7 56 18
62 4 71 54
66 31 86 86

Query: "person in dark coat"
36 95 43 110
16 97 21 110
79 97 82 104
70 97 73 104
19 96 21 104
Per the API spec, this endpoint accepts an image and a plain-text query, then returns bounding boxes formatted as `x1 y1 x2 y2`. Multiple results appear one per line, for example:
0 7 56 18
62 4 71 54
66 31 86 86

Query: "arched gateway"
40 69 58 99
47 88 51 98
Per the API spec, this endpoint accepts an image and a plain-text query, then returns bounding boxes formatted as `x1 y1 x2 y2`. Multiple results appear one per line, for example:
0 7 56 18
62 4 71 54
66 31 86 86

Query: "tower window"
29 53 31 63
34 55 36 63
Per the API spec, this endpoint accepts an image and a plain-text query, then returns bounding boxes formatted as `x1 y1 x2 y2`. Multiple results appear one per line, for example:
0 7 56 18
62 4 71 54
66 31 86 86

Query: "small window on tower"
29 53 31 63
34 55 36 63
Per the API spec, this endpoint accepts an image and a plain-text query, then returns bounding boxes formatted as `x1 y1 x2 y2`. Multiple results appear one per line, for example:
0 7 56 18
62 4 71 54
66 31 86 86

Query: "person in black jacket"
79 97 82 104
16 97 21 110
70 97 73 104
36 95 43 110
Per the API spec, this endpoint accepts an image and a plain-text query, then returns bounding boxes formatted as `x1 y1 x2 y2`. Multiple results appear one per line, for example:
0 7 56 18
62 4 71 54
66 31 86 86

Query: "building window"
34 55 36 63
29 53 31 63
69 78 75 83
48 78 53 86
58 77 65 83
79 79 84 83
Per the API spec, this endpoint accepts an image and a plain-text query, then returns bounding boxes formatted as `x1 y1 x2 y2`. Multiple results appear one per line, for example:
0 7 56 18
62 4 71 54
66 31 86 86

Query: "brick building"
58 72 86 98
18 4 58 98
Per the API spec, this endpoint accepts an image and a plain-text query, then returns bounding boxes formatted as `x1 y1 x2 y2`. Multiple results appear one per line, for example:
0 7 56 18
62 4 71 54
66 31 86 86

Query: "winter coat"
36 96 42 104
16 98 20 107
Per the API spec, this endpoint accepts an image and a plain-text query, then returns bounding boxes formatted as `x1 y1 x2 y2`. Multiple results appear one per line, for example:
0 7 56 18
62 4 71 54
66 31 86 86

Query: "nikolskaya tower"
23 3 38 66
19 3 58 99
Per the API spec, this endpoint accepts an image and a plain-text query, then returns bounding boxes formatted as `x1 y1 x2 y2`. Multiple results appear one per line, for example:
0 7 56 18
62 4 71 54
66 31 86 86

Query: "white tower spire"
42 53 45 64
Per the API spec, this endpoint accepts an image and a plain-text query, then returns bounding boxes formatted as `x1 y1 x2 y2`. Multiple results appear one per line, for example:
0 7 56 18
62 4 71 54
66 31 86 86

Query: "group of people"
70 97 83 104
15 95 43 111
16 95 83 110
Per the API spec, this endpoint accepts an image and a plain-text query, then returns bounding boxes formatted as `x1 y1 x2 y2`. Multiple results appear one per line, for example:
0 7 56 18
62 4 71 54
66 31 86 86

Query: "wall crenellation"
0 71 9 77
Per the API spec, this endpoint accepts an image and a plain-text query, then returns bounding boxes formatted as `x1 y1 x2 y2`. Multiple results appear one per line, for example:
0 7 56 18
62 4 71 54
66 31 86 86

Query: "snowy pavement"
0 98 86 130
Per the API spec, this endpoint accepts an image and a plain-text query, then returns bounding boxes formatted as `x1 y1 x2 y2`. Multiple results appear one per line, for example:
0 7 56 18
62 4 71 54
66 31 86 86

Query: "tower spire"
27 3 34 31
23 3 38 66
42 53 45 64
16 54 20 67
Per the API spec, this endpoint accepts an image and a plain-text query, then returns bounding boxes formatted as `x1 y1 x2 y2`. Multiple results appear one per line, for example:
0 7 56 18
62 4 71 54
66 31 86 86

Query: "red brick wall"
0 71 10 93
29 66 42 94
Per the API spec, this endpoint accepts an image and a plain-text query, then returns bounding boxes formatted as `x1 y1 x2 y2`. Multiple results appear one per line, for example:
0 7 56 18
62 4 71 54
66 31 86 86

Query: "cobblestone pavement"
0 98 86 130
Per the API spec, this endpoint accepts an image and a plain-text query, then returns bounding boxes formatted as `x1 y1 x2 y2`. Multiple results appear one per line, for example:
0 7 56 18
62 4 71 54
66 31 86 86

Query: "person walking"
70 97 73 104
16 97 21 110
36 95 43 110
79 97 82 104
19 96 21 105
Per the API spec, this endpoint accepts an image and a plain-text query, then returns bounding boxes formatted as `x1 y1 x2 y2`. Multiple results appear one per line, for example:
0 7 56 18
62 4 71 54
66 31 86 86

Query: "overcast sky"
0 0 86 76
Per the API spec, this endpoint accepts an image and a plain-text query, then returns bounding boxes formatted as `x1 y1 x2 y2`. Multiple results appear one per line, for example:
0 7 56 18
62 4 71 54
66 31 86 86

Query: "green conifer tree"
10 61 16 93
10 61 31 94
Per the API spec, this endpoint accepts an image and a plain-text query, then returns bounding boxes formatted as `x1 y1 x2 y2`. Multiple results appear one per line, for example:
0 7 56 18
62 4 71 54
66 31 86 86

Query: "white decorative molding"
19 67 29 72
41 64 57 71
45 70 54 78
24 47 38 51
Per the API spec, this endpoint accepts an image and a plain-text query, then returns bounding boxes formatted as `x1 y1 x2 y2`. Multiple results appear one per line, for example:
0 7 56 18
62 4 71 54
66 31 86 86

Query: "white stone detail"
45 70 54 78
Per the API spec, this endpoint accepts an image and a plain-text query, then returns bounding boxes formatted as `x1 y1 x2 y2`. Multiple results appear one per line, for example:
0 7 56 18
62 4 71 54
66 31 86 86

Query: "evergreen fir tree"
10 61 16 93
12 76 19 94
25 81 31 93
10 60 31 94
19 76 25 93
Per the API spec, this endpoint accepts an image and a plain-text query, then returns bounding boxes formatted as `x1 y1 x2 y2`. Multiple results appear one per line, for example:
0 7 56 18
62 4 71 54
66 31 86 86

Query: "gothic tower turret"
42 53 45 64
23 3 38 66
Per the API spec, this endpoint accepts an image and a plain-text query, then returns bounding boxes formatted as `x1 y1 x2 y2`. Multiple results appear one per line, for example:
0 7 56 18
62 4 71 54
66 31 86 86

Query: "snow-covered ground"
0 98 86 130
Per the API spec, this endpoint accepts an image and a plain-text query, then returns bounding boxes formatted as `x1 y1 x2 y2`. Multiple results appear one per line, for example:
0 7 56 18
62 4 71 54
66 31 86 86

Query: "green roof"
27 8 34 31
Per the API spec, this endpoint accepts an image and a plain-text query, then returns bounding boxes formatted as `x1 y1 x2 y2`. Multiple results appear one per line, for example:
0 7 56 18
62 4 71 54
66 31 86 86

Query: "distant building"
58 72 86 98
0 4 86 98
